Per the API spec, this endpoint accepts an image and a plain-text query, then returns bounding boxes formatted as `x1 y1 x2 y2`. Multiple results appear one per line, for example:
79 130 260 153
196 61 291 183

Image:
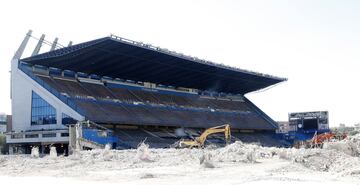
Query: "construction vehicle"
311 132 335 147
178 124 231 148
310 131 347 148
294 131 347 148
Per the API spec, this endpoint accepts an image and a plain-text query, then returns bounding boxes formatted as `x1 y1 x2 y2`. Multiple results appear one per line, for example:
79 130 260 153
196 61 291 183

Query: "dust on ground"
0 134 359 184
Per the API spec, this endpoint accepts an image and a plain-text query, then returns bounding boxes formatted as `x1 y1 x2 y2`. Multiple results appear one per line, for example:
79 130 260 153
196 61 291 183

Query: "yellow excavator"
178 124 231 148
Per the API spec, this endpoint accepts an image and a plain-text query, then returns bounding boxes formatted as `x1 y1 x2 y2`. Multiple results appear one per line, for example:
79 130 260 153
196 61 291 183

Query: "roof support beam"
13 30 32 60
50 37 58 51
31 34 45 56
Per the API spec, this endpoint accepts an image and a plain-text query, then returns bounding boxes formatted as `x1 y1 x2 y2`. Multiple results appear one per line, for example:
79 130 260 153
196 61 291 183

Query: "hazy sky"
0 0 359 126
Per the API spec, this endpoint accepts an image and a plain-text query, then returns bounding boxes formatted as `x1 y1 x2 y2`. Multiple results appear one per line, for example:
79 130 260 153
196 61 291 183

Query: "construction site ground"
0 134 359 185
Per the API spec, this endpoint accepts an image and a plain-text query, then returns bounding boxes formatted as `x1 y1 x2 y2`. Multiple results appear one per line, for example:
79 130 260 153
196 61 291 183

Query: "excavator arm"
179 124 231 148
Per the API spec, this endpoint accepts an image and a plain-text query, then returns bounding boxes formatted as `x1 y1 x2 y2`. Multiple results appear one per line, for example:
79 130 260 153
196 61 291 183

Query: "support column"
41 145 45 154
8 145 14 155
50 37 58 51
11 30 32 100
12 30 32 60
31 34 45 56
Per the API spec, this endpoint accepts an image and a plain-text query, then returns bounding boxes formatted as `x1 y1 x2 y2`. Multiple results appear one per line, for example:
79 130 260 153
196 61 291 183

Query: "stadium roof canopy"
21 35 286 94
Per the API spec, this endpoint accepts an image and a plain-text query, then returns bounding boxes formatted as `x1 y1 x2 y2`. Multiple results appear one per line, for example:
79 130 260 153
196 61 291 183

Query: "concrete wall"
0 125 6 134
6 131 69 144
6 115 12 132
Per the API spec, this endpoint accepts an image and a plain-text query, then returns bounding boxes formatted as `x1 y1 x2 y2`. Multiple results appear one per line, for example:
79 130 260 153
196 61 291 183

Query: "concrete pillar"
50 37 58 51
12 30 32 60
41 145 45 154
68 125 76 154
8 146 14 155
31 34 45 56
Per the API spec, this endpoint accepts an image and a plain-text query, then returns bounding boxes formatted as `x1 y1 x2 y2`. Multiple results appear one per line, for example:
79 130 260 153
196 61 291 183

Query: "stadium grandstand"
6 30 286 154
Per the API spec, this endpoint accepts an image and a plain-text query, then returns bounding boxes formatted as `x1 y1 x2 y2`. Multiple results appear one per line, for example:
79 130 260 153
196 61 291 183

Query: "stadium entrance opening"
302 119 318 130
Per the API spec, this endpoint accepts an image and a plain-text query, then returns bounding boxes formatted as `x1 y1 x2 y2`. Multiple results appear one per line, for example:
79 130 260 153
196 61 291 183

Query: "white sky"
0 0 359 126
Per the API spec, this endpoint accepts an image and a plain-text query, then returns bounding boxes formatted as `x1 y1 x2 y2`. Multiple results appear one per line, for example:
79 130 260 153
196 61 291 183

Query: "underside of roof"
21 36 286 94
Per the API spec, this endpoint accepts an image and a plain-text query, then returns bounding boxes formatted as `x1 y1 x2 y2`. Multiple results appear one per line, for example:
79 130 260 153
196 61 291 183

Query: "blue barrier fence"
82 128 118 145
